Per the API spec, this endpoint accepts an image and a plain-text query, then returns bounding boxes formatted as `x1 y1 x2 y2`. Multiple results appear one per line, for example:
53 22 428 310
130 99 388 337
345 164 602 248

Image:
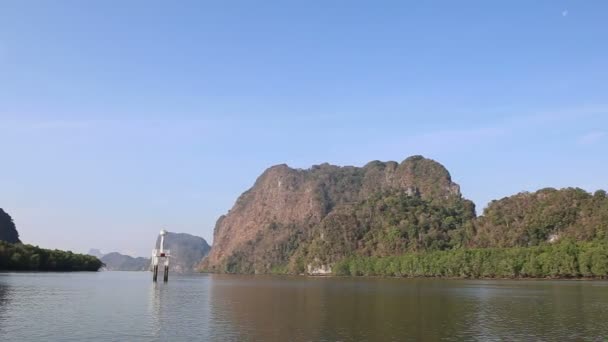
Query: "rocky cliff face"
201 156 475 274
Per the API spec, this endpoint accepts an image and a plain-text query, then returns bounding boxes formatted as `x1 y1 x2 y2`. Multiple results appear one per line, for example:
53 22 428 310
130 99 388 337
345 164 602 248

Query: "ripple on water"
1 273 608 341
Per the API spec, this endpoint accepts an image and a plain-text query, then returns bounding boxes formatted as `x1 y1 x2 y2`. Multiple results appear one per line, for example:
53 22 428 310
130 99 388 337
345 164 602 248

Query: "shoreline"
200 271 608 281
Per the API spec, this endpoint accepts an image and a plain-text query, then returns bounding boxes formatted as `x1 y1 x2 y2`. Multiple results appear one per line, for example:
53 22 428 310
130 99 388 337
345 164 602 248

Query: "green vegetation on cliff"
298 189 475 273
325 187 608 278
474 188 608 247
0 241 103 271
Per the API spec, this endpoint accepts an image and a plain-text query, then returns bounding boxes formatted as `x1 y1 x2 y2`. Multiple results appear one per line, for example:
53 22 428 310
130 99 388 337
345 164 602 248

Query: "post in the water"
152 229 170 282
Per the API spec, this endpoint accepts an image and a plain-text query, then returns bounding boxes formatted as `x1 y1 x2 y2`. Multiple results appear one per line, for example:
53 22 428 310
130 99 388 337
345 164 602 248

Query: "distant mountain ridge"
91 232 211 273
100 252 150 271
87 248 105 259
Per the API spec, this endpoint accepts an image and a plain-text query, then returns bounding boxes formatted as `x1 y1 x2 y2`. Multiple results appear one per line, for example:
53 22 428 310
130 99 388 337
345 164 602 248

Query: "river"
0 272 607 341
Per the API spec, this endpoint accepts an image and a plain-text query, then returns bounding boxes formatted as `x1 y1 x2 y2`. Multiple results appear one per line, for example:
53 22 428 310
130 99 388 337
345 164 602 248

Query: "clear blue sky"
1 1 607 257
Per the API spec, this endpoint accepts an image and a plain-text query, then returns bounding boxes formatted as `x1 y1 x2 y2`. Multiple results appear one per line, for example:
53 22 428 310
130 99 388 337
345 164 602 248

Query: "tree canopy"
0 241 103 271
333 240 608 279
474 188 608 247
0 208 102 271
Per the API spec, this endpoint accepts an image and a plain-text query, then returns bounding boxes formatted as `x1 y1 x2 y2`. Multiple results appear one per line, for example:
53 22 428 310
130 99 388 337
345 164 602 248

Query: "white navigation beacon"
152 229 170 282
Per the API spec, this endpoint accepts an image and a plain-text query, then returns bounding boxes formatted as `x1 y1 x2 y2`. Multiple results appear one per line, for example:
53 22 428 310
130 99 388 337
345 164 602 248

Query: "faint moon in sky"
562 10 568 17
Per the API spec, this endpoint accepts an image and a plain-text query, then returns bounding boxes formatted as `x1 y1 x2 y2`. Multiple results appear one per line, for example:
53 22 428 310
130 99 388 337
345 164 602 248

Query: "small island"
0 208 103 271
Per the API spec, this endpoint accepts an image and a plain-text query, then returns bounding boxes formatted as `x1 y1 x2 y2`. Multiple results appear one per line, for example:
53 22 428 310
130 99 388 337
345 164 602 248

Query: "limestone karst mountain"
201 155 608 275
201 156 476 274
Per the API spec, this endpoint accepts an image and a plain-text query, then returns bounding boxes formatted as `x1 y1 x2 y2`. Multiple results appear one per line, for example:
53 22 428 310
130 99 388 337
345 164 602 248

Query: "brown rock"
201 155 466 274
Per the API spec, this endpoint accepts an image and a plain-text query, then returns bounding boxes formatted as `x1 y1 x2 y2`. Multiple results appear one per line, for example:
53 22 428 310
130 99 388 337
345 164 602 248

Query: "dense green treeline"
0 208 103 271
333 240 608 278
0 241 104 271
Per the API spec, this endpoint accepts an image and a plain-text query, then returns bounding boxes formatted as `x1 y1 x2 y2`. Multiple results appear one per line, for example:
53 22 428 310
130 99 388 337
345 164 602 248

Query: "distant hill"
94 232 211 273
155 232 211 273
100 252 150 271
0 208 20 244
87 248 105 259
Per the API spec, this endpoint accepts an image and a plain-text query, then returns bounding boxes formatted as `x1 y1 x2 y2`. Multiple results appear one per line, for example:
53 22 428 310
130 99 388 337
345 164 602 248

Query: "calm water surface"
0 272 607 341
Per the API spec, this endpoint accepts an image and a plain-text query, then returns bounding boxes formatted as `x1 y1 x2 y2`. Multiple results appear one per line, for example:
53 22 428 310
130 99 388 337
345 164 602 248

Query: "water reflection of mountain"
207 276 478 341
208 275 326 341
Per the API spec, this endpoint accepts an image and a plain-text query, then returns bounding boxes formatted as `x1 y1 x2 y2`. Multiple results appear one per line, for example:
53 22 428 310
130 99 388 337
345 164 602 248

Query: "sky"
0 1 607 257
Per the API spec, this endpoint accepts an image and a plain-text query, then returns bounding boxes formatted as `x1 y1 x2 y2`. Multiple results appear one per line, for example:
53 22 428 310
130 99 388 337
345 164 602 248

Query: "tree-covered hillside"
474 188 608 248
0 208 103 271
296 190 475 273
